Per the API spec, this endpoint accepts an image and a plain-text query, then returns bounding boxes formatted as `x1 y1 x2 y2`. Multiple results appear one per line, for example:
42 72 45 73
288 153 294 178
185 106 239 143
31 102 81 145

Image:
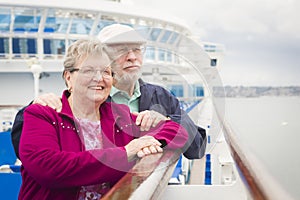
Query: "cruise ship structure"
0 0 293 199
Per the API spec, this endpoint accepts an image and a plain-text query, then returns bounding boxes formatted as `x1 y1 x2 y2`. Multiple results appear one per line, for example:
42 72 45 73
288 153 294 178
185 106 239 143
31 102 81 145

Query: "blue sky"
129 0 300 86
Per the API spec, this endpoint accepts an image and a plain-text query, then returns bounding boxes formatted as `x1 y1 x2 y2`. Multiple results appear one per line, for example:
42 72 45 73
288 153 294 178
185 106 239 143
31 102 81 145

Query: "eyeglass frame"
69 66 114 79
107 44 146 59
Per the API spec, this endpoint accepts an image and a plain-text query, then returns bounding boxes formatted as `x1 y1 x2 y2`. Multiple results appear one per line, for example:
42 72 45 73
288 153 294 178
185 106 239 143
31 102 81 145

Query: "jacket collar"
59 90 74 119
138 79 156 111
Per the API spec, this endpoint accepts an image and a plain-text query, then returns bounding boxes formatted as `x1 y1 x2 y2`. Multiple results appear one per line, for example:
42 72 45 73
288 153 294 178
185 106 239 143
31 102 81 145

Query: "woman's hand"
33 93 62 112
137 145 163 158
125 136 163 161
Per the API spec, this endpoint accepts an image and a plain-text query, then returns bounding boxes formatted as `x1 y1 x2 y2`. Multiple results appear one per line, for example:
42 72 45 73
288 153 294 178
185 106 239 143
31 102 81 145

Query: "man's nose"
126 50 137 60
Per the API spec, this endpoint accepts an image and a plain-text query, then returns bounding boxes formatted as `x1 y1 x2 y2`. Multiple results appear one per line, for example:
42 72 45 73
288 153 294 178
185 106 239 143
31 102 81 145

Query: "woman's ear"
64 71 72 89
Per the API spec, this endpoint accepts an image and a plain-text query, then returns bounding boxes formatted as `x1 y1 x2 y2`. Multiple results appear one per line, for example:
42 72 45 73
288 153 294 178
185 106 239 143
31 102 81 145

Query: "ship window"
149 28 161 41
70 18 93 35
195 85 204 96
44 17 56 33
169 85 184 97
43 39 65 56
158 49 165 61
29 28 38 32
0 37 9 57
145 46 155 60
12 38 20 55
169 32 178 44
0 38 4 54
27 38 37 55
13 8 41 32
0 8 11 32
14 28 25 32
51 17 69 33
12 38 36 56
160 30 172 43
166 51 172 62
44 27 54 33
46 9 70 34
211 59 217 67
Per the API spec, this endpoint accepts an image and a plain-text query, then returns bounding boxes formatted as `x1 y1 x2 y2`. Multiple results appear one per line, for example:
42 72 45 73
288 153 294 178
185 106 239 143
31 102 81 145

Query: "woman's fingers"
125 136 163 160
136 145 164 158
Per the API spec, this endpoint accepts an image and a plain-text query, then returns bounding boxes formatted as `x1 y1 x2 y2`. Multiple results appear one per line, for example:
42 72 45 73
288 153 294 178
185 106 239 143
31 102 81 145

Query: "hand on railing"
102 150 181 200
125 136 162 161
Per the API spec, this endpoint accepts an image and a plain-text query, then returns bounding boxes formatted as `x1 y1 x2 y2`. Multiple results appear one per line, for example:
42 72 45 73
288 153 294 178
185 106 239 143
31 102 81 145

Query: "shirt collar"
110 81 141 98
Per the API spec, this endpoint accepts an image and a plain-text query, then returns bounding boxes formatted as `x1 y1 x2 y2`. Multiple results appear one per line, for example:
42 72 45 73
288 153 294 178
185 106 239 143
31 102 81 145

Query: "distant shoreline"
213 86 300 97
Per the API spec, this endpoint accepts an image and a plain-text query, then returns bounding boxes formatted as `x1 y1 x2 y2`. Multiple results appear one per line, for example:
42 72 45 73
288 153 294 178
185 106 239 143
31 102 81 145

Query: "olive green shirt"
110 81 141 112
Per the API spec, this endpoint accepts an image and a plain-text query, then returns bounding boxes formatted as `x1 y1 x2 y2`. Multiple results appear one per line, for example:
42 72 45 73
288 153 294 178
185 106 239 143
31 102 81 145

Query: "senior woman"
18 39 188 200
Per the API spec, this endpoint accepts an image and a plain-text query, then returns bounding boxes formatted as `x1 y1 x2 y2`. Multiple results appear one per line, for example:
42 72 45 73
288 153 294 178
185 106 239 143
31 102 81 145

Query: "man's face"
108 43 145 86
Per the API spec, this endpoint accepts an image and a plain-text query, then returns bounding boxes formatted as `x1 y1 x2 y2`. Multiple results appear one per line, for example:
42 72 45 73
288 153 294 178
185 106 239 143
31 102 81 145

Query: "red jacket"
19 90 188 200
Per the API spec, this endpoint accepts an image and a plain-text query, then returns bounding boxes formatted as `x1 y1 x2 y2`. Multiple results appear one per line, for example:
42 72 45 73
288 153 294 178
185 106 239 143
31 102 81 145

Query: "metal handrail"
102 150 181 200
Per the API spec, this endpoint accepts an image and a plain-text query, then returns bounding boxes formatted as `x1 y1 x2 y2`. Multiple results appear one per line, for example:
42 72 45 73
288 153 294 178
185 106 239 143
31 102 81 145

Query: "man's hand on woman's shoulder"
33 93 62 112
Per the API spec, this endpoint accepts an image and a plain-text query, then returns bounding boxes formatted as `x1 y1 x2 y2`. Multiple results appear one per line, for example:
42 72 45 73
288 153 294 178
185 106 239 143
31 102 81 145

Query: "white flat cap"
97 24 147 45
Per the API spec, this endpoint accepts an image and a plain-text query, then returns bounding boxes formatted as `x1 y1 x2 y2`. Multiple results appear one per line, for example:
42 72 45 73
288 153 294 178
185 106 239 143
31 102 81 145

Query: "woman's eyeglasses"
70 66 113 79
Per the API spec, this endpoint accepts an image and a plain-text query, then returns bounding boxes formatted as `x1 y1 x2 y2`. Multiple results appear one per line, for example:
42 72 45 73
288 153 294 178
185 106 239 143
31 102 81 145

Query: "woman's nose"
93 71 103 81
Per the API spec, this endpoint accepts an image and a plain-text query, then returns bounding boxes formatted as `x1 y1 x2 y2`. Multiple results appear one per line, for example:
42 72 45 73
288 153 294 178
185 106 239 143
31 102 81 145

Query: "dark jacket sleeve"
139 80 207 159
11 105 28 159
172 111 207 159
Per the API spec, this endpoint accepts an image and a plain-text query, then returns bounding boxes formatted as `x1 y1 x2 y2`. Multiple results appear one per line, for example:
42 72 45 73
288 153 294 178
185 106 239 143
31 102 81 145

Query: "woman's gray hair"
62 38 110 85
64 38 109 71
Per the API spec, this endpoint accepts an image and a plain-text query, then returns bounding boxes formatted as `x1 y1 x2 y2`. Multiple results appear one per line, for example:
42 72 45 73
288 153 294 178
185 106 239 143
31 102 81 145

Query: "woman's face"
68 53 113 106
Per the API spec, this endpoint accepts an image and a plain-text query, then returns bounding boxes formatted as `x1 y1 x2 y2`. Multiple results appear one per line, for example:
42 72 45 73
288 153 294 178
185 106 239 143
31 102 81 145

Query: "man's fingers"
152 117 161 127
33 98 47 106
135 111 148 130
140 114 152 131
135 112 144 126
136 110 169 131
136 110 154 131
33 93 62 111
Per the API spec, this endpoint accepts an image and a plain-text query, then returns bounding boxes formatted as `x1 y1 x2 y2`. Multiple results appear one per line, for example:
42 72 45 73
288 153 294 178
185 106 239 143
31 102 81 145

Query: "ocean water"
225 96 300 199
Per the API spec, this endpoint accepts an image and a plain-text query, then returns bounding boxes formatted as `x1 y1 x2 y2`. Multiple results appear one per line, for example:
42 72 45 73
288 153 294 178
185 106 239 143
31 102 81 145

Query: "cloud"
131 0 300 86
194 0 300 38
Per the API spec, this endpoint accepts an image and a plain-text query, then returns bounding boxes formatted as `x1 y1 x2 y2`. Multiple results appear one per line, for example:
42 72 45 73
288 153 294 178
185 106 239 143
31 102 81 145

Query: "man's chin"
115 73 141 85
